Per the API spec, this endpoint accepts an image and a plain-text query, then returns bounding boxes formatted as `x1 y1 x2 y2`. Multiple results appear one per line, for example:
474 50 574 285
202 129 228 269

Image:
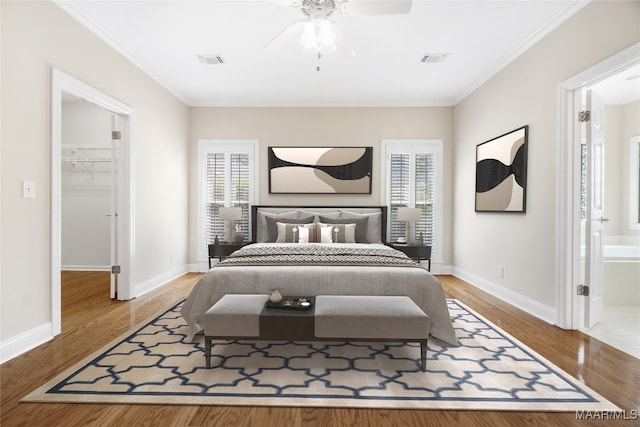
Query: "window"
381 140 443 259
582 135 640 229
198 140 258 266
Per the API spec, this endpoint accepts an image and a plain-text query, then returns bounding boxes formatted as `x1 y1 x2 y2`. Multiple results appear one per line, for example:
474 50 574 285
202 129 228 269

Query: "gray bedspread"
181 243 457 345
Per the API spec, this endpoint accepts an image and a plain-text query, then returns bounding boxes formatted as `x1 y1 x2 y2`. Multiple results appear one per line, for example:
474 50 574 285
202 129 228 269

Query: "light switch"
23 180 35 199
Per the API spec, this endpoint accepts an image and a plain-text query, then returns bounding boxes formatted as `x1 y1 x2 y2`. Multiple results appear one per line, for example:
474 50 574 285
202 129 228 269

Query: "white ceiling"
591 63 640 105
57 0 591 107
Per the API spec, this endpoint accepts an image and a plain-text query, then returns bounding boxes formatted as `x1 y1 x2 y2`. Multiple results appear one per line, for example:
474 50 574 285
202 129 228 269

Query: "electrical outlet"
497 265 504 278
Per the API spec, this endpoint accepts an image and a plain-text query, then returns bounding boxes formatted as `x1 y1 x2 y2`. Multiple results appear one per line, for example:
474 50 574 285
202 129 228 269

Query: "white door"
109 114 121 299
584 89 607 328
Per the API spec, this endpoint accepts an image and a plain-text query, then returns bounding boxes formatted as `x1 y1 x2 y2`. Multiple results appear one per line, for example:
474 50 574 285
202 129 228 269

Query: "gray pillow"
265 215 314 242
340 210 383 243
318 215 369 243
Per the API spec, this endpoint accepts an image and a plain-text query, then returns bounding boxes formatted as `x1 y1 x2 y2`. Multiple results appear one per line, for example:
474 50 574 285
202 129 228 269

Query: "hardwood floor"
1 272 638 426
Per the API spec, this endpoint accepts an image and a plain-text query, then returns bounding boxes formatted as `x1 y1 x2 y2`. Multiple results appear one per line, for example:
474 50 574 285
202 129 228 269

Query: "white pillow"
298 225 313 243
319 225 333 243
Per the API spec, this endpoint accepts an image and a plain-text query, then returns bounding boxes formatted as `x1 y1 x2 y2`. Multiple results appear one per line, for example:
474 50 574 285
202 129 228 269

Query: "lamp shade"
300 19 336 55
300 21 319 54
219 206 242 220
397 207 421 222
317 20 336 54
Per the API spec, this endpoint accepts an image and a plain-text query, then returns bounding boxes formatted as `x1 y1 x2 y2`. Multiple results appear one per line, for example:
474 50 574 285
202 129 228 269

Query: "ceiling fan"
263 0 413 60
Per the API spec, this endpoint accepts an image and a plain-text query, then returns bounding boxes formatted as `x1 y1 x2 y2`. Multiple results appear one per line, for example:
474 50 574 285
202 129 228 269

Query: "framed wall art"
475 125 528 213
268 146 372 194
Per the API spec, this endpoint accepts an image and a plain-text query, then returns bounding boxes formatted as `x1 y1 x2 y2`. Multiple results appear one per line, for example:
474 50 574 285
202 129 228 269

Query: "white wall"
189 107 454 265
622 101 640 235
0 1 190 351
604 101 640 238
452 1 640 316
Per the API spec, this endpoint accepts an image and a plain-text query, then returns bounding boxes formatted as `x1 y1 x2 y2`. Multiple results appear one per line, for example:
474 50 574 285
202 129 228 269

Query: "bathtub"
602 236 640 306
580 236 640 259
603 235 640 260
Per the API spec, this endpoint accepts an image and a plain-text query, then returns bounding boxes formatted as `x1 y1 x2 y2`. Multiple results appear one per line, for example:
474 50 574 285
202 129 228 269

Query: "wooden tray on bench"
265 296 313 311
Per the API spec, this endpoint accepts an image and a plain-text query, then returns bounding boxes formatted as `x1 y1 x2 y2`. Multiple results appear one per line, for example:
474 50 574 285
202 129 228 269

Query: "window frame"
380 139 443 264
197 139 259 269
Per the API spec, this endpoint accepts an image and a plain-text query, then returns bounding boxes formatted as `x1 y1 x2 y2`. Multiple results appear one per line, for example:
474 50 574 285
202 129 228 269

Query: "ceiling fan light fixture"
317 19 336 54
300 19 336 55
300 21 319 54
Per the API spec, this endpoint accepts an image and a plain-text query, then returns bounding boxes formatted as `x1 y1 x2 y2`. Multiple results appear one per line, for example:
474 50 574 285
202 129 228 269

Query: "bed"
181 205 457 345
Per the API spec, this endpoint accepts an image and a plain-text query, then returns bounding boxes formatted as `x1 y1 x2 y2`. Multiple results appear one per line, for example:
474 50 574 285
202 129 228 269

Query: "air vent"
421 53 449 64
197 55 225 65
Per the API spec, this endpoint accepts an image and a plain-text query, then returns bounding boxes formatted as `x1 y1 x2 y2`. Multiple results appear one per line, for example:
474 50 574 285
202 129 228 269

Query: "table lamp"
219 206 242 242
397 207 421 245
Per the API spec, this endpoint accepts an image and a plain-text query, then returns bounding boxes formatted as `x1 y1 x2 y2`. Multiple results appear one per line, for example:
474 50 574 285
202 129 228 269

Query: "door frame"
51 68 135 335
556 42 639 329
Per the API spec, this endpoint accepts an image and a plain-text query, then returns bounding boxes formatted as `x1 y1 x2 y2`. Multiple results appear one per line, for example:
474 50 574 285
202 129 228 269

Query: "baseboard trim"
133 265 191 297
195 258 213 273
452 267 557 325
1 266 199 364
0 323 53 364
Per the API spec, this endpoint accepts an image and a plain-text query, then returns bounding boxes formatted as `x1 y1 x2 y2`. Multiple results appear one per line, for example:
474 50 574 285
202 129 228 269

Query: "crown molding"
453 0 590 105
53 1 189 105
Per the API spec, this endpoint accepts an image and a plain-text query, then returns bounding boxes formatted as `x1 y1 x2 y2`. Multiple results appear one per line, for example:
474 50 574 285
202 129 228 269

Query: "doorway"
556 43 640 359
578 68 640 358
61 94 121 320
51 68 135 337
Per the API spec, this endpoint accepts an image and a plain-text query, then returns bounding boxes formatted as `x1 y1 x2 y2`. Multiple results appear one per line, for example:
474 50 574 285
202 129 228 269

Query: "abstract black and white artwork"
475 126 528 212
268 147 372 194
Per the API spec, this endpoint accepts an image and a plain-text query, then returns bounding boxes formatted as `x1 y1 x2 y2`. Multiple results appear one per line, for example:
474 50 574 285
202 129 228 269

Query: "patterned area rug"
23 300 618 411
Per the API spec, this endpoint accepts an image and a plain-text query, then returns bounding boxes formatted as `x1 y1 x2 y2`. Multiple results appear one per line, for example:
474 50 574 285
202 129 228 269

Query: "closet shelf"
61 144 117 164
62 157 116 163
62 144 116 151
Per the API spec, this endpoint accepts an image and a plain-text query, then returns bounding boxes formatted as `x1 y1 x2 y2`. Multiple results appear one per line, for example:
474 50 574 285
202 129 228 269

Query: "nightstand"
387 243 432 271
208 241 249 268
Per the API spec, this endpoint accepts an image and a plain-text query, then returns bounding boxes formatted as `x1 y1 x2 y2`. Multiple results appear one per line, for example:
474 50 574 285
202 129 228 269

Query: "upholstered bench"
203 294 268 368
204 294 430 371
315 295 429 371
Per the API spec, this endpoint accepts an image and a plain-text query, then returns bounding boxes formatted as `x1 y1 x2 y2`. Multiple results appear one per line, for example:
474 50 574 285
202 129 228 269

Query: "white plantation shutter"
205 153 225 244
382 140 442 259
205 152 252 244
415 153 435 246
229 153 250 238
198 141 258 266
389 154 411 242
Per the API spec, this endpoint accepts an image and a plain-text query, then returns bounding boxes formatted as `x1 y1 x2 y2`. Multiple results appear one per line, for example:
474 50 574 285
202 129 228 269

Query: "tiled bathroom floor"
582 305 640 359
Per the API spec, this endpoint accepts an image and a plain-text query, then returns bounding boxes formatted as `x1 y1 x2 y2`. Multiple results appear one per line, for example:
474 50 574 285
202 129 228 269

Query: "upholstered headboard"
251 205 388 243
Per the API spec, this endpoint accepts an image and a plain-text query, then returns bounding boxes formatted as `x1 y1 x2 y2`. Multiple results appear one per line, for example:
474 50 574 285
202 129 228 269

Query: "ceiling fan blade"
270 0 302 7
262 19 306 53
338 0 413 16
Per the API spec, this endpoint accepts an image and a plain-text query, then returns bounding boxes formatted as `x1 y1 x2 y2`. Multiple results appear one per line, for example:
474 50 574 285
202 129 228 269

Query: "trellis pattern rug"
23 300 619 411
